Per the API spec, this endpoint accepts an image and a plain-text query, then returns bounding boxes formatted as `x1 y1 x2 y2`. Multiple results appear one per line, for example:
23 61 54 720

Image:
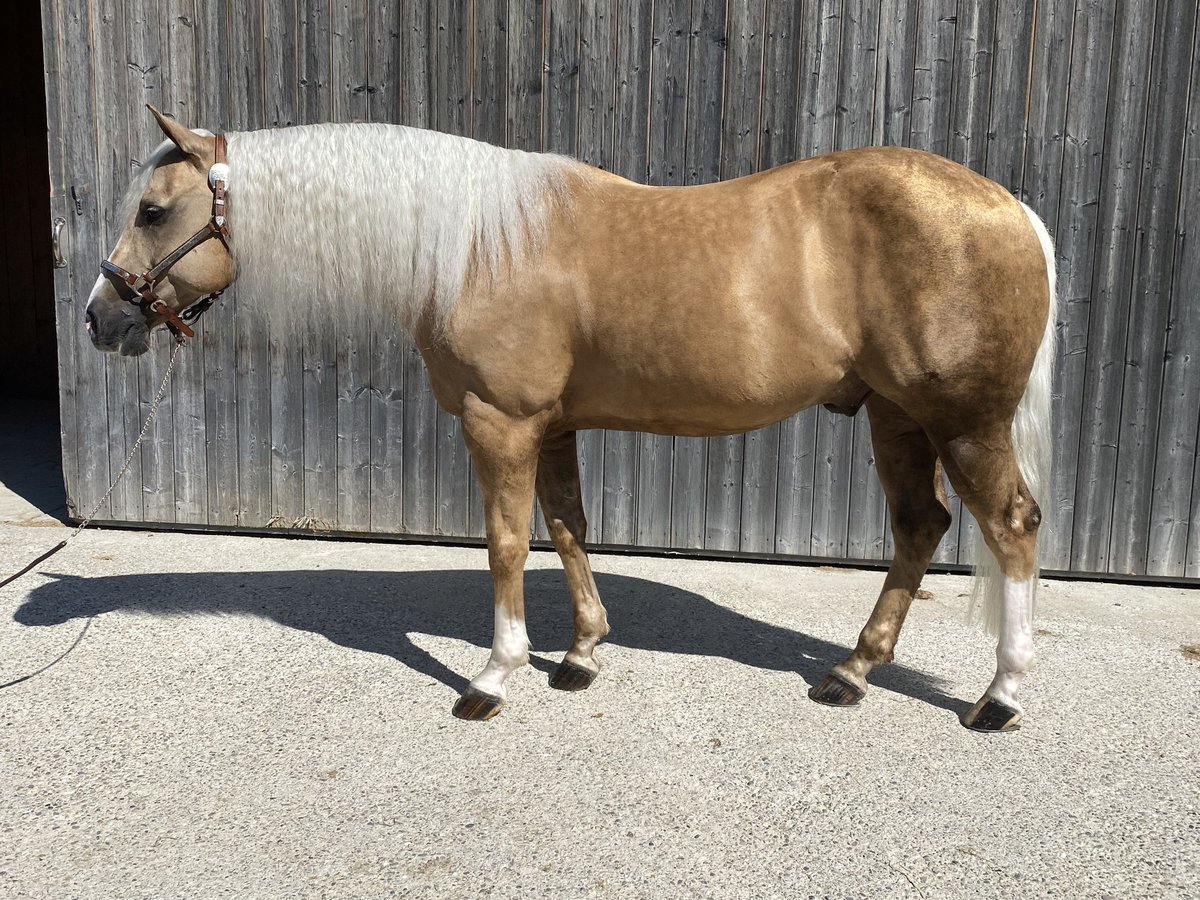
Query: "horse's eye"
141 204 167 225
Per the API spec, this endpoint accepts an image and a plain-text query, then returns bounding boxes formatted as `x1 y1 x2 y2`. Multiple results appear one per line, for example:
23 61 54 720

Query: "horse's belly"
560 350 844 436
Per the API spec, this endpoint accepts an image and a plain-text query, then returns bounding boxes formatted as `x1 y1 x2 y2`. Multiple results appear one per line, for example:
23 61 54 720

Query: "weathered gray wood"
1108 0 1197 574
507 0 544 150
1152 5 1200 577
90 0 142 523
42 0 1200 579
1071 4 1157 573
41 0 86 520
1046 0 1118 570
874 0 917 147
985 0 1034 191
910 0 957 161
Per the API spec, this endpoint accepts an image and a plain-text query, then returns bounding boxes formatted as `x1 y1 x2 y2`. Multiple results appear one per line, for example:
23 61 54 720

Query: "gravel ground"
1 521 1198 899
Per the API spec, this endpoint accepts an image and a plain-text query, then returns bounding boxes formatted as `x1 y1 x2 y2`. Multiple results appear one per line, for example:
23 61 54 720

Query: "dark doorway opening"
1 4 67 523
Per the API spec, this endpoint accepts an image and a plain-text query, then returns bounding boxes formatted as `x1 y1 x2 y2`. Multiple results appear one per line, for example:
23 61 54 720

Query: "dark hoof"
808 673 866 707
549 659 597 692
961 696 1022 733
452 687 504 721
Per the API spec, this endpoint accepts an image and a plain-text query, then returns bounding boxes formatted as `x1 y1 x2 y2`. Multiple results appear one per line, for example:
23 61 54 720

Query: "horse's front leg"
451 394 549 722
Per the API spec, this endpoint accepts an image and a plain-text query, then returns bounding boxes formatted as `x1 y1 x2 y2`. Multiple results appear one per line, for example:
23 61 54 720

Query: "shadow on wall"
14 568 969 716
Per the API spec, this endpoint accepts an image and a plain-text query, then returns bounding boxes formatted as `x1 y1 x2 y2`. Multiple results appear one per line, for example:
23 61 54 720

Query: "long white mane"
225 123 579 335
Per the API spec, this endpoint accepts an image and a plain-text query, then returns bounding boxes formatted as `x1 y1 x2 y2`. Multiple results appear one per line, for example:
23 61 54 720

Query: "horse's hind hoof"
808 673 865 707
549 659 597 692
452 687 504 721
961 696 1022 733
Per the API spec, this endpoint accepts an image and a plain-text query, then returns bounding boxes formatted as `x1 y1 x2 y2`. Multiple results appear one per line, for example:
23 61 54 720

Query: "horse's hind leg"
451 395 550 721
536 431 610 691
809 396 951 706
934 426 1041 733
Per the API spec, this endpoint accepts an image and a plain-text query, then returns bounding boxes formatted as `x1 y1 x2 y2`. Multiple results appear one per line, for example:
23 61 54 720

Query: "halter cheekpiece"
100 133 230 341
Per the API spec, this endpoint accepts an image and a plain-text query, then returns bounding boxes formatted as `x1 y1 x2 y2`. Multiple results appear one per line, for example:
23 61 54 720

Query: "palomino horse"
86 108 1056 732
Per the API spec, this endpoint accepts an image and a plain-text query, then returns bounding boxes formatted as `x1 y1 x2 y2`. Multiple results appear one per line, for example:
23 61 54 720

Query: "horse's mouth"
117 323 151 356
90 320 150 356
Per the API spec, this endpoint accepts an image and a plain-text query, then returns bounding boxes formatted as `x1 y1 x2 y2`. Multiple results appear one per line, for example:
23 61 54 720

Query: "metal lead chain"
0 340 182 592
70 339 183 537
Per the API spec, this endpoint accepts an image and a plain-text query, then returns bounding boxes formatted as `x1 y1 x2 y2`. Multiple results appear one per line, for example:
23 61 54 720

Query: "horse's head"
85 107 234 355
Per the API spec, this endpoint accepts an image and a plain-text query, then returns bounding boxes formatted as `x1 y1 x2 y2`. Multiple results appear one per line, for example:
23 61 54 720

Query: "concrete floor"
1 406 1198 898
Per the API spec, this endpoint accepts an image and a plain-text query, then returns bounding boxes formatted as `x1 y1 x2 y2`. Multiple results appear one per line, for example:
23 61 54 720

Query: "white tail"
969 201 1058 633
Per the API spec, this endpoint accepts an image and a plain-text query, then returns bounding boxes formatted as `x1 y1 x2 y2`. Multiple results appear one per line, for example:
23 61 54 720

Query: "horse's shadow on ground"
14 567 969 716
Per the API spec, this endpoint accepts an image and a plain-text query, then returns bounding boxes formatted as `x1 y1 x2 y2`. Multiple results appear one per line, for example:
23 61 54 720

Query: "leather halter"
100 133 230 341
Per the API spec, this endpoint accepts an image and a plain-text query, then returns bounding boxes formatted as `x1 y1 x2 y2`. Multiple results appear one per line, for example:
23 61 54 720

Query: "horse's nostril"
84 308 96 333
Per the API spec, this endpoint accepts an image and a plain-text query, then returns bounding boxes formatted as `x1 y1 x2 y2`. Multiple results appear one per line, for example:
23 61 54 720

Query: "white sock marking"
985 575 1035 711
469 606 530 699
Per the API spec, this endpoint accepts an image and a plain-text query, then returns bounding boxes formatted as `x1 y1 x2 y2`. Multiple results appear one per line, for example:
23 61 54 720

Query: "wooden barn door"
39 1 1200 580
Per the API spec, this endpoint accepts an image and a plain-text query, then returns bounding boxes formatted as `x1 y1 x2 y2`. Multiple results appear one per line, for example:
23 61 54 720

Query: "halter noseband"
100 133 230 341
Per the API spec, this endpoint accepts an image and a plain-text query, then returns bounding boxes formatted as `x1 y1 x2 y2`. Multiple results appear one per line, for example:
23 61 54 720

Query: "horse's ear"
147 104 208 162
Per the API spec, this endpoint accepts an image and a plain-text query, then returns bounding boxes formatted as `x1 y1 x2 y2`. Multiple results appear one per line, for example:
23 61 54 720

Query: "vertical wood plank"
910 0 957 160
984 0 1034 191
92 0 144 523
41 0 91 520
1109 0 1197 574
507 0 544 150
874 0 917 148
1071 3 1158 572
1151 6 1200 576
1046 0 1118 569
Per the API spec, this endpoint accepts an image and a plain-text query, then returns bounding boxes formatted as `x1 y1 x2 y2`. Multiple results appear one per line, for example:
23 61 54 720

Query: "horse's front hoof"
452 687 505 721
548 659 597 692
961 695 1022 733
808 673 866 707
